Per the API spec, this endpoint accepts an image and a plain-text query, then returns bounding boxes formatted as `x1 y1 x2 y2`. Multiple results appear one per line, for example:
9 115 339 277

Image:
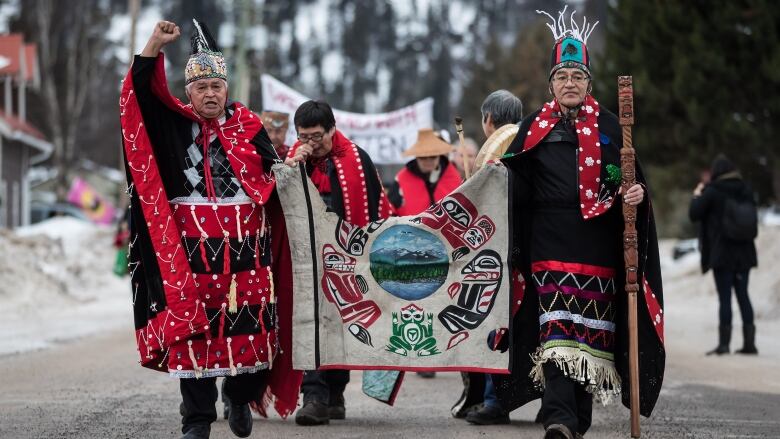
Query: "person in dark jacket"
689 154 758 355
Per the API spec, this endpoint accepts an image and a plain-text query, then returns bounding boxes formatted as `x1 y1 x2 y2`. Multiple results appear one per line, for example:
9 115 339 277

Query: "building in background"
0 33 53 229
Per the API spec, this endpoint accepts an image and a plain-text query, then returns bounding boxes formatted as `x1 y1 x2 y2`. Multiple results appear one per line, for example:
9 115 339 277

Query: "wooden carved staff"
454 116 471 179
618 75 641 438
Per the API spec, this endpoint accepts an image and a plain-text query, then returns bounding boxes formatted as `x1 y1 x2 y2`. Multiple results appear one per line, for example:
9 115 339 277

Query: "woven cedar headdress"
185 19 227 85
538 6 599 79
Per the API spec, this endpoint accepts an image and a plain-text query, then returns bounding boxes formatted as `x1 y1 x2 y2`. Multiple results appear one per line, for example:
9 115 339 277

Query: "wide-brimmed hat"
402 129 453 158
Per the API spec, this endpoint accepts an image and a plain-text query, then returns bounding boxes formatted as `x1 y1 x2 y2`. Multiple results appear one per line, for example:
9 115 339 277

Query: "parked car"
672 238 699 260
30 201 89 224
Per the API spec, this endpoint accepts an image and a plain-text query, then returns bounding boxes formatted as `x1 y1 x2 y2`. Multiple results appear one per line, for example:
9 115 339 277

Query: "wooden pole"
234 0 252 105
618 75 641 438
454 116 470 179
119 0 140 209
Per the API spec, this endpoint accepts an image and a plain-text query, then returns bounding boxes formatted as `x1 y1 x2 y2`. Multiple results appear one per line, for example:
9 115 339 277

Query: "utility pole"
234 0 252 105
119 0 140 210
128 0 139 65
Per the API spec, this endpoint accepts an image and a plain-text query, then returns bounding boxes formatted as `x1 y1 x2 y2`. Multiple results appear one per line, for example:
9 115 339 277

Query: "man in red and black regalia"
387 128 461 217
492 7 665 439
283 100 394 426
120 20 300 439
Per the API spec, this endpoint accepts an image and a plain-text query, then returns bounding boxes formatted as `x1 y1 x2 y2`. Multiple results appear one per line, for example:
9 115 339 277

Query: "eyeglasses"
297 132 325 143
552 73 590 85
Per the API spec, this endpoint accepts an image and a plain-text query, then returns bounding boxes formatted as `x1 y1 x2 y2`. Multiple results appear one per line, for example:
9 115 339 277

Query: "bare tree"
14 0 118 199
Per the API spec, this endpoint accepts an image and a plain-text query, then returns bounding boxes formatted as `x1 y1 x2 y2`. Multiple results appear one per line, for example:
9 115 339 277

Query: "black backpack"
721 194 758 242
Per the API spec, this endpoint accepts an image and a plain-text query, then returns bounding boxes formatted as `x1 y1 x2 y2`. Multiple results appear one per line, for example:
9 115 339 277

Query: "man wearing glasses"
494 8 665 439
285 100 394 426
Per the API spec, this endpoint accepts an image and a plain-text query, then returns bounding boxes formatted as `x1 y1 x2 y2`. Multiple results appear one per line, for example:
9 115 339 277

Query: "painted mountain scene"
369 225 449 300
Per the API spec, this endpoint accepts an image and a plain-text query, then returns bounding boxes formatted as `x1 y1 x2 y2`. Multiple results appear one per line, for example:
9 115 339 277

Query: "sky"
371 224 445 255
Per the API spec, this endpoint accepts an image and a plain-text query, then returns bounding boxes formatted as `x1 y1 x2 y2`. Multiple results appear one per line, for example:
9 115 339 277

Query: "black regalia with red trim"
493 97 665 417
491 8 665 419
120 47 300 417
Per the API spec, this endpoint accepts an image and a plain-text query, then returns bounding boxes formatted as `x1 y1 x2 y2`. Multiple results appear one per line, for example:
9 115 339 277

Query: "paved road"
1 329 778 438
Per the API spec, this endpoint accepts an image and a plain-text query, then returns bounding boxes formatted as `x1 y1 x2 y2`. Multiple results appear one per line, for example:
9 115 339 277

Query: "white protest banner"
261 74 434 165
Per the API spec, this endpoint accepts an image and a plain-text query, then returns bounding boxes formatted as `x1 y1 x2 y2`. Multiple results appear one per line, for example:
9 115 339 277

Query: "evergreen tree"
456 20 555 143
503 21 554 119
457 36 507 140
425 3 456 128
598 0 779 235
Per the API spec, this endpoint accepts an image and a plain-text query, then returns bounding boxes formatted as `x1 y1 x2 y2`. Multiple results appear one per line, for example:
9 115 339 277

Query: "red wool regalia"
120 53 301 418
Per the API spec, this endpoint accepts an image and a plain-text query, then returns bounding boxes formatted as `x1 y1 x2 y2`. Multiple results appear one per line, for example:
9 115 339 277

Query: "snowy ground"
0 217 131 355
657 225 780 397
1 217 779 370
660 225 780 359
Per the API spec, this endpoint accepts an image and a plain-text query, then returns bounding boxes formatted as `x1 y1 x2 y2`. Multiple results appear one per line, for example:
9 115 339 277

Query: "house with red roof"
0 33 52 228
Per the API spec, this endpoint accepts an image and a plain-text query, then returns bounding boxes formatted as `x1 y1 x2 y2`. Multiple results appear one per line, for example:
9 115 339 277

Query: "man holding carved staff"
492 7 665 438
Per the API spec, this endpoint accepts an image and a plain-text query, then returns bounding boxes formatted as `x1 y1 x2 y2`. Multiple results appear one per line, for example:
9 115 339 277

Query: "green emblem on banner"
386 304 440 357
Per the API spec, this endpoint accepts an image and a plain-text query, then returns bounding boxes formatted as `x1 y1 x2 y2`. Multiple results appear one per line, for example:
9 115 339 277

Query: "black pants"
301 369 350 404
539 362 593 435
180 372 268 430
713 269 754 326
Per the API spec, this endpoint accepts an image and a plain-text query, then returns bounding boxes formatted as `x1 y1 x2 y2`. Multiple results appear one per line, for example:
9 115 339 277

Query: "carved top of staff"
453 116 470 179
618 76 634 126
454 116 464 133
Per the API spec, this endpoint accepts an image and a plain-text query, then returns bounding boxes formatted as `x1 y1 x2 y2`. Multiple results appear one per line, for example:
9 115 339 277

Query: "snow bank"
0 217 130 355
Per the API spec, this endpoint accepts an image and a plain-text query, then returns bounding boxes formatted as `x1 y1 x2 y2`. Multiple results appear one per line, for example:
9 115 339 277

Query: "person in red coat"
387 128 462 216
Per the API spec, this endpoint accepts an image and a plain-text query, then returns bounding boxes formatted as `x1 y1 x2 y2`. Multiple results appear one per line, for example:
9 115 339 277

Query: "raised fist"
151 21 180 46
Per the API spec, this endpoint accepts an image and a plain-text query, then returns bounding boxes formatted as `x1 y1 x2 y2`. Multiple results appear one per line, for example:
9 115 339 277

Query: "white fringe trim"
169 195 253 205
530 346 621 404
169 363 268 379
